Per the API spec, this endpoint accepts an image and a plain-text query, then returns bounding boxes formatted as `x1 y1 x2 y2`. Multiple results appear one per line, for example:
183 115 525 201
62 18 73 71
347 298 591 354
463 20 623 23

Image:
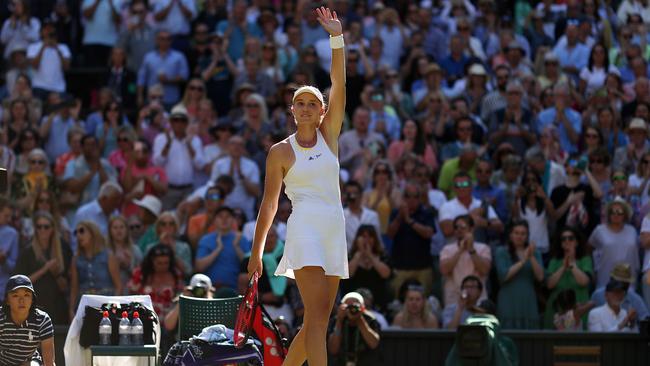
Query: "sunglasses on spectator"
117 137 130 142
129 224 142 230
585 133 599 139
560 234 576 242
205 193 221 201
610 208 625 216
374 168 389 175
589 158 604 164
454 181 471 188
36 224 52 230
30 159 46 165
613 175 627 181
404 192 419 198
454 223 469 230
160 220 176 227
189 85 204 91
74 227 86 236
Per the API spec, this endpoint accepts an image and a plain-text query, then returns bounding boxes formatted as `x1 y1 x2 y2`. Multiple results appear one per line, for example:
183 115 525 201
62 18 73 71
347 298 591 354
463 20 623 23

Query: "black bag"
79 302 158 348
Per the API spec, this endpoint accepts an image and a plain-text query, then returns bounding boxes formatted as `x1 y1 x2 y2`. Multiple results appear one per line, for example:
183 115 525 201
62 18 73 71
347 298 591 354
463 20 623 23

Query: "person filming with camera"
163 273 214 333
327 291 380 366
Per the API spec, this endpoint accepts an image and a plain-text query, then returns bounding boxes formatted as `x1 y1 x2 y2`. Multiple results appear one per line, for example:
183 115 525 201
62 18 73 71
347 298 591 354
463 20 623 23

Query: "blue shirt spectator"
42 111 85 163
196 230 251 290
536 107 582 154
81 0 124 47
536 84 582 154
151 0 197 36
0 202 19 302
215 1 262 61
137 31 189 107
63 135 118 207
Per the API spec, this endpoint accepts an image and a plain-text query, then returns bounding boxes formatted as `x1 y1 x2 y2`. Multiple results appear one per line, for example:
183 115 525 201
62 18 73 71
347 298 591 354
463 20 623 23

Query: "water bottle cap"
103 311 109 317
133 311 140 318
122 311 128 318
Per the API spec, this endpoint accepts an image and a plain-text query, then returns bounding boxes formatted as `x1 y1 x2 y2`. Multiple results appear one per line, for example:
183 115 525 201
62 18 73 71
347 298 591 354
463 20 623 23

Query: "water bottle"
118 311 131 346
98 311 112 345
131 311 144 345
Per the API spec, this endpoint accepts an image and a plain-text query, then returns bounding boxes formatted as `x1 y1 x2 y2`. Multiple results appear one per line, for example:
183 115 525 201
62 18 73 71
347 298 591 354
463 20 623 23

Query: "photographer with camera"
163 273 214 332
327 291 380 366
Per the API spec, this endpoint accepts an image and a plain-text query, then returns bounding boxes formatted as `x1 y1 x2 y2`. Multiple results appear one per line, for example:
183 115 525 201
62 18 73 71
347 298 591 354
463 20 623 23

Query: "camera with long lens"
191 285 208 298
346 303 362 314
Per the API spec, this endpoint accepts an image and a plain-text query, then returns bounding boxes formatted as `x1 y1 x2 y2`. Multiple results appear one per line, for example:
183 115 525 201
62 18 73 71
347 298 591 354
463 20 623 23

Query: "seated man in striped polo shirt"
0 275 55 366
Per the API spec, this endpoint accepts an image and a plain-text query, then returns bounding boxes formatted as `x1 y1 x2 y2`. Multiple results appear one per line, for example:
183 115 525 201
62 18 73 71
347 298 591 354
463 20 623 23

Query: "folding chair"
178 295 243 341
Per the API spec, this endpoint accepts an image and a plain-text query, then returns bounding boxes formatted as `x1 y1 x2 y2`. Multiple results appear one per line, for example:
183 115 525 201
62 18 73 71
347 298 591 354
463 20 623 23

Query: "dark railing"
380 329 650 366
53 326 650 366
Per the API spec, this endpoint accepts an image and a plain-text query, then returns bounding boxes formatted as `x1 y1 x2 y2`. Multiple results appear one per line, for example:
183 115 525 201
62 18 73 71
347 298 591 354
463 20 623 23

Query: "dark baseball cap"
4 275 36 298
605 279 627 293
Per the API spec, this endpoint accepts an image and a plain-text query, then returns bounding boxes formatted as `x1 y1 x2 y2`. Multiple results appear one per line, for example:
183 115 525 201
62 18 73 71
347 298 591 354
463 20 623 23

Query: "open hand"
315 7 342 36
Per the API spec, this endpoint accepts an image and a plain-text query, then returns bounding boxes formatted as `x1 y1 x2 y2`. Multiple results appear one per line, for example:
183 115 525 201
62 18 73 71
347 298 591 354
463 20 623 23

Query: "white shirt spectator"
579 64 620 96
438 197 499 238
588 303 636 332
344 207 381 251
377 25 404 71
81 0 124 46
0 16 40 59
428 189 447 211
26 41 71 92
151 0 197 36
152 133 205 187
209 156 260 221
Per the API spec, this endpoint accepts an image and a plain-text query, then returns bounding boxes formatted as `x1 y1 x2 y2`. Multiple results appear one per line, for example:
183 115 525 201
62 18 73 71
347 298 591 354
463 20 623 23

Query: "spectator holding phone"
442 275 493 329
26 19 70 99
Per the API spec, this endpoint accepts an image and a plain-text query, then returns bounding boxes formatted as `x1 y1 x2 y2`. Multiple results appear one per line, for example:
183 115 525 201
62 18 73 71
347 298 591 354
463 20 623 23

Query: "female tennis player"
247 6 346 366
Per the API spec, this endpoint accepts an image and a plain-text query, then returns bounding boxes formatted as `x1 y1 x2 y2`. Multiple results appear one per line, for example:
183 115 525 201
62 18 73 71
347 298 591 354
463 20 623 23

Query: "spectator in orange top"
53 126 84 178
187 185 224 248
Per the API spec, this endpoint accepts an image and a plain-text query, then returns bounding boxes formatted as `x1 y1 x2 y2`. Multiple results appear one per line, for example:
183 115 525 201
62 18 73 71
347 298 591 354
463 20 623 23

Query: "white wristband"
330 34 344 49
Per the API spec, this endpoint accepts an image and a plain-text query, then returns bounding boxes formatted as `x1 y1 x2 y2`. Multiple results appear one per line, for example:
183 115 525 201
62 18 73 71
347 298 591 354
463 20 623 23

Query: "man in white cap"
152 105 205 210
613 118 650 175
133 194 163 252
327 291 380 366
163 273 215 333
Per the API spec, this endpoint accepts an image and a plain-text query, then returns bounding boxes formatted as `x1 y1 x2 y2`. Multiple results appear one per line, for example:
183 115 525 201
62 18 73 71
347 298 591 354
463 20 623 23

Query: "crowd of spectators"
2 0 650 360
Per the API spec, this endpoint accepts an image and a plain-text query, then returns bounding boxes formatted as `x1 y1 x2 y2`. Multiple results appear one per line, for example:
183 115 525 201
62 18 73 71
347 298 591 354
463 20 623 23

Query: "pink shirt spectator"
120 164 168 217
108 149 128 173
439 241 491 306
387 140 438 172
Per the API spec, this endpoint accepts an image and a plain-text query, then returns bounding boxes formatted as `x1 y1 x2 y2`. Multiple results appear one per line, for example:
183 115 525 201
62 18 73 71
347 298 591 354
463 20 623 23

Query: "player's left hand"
315 6 342 37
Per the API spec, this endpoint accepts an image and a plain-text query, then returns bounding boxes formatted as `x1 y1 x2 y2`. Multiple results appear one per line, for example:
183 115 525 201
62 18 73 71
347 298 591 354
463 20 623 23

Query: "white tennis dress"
275 129 349 279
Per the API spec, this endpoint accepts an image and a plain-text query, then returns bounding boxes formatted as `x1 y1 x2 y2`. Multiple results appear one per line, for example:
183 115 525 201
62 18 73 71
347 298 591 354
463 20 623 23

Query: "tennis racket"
234 271 260 348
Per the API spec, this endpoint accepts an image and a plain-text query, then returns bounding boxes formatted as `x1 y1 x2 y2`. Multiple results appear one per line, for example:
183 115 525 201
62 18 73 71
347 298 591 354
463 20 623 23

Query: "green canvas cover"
444 314 518 366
